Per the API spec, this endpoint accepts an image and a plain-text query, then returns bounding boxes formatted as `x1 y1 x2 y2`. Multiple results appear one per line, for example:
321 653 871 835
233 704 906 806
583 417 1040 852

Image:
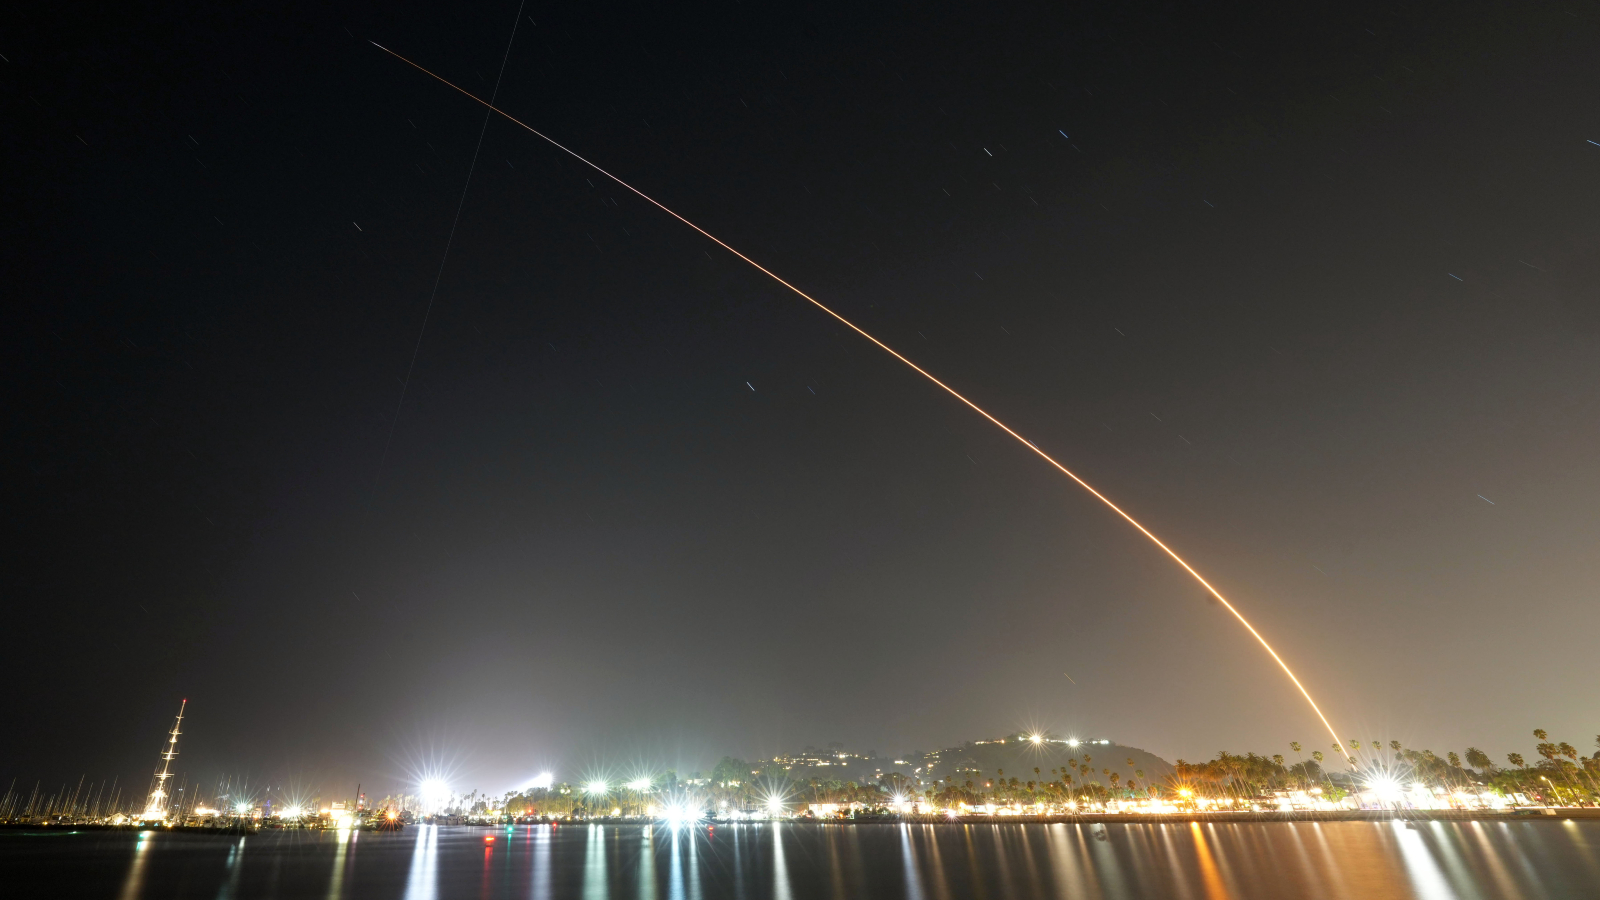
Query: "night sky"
7 0 1598 796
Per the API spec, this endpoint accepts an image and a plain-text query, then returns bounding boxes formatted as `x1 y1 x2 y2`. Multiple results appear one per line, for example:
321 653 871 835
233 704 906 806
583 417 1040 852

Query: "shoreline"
6 808 1598 836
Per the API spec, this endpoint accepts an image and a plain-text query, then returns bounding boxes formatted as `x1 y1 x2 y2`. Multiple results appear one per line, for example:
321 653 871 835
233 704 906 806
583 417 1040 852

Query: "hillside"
916 734 1174 790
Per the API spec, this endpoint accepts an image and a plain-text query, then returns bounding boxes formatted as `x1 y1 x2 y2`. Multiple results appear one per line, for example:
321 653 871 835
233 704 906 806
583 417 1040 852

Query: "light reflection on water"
114 830 154 900
403 823 438 900
325 828 353 900
43 818 1594 899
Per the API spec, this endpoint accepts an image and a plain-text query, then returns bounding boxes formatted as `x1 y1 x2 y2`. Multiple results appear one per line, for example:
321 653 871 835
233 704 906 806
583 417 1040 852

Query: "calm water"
6 820 1599 899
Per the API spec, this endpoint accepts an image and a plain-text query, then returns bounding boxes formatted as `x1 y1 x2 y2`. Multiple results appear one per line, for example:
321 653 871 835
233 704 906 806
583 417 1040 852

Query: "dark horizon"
6 0 1598 797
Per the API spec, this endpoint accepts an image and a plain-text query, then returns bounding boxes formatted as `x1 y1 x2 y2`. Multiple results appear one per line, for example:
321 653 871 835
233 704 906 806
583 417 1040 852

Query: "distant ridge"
919 733 1174 789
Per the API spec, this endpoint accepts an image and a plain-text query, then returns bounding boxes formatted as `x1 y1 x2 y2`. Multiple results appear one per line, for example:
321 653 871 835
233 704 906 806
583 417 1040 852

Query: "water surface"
6 819 1598 899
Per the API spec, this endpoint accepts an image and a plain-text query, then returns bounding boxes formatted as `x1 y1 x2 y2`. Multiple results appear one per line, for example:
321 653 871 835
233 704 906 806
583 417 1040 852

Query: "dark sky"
6 0 1598 797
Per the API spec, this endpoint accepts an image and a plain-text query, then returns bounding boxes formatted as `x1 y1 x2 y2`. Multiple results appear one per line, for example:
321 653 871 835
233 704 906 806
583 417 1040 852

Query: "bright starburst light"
419 778 451 814
659 797 701 828
1367 774 1403 802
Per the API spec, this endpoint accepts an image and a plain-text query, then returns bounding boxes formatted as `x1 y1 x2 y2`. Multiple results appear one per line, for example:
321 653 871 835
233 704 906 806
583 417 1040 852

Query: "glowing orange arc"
374 42 1347 758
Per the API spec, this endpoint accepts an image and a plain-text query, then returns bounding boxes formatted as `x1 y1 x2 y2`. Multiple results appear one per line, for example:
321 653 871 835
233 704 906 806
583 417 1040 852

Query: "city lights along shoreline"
371 42 1350 758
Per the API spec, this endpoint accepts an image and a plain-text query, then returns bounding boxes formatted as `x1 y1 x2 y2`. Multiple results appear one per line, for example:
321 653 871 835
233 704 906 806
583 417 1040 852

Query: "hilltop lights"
626 778 653 792
1030 734 1043 744
585 781 609 796
527 772 554 790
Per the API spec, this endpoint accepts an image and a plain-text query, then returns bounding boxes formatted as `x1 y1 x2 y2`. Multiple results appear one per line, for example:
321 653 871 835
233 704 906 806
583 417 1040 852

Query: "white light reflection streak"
1467 822 1519 899
1308 823 1351 898
1087 825 1131 900
1018 825 1046 895
325 828 351 900
668 827 685 900
1497 823 1545 894
1562 818 1600 885
1045 824 1096 900
686 826 702 900
583 825 607 900
772 825 792 900
1425 822 1483 900
986 827 1014 897
900 825 926 900
402 824 438 900
1390 821 1454 900
639 826 657 900
215 836 246 900
1119 825 1157 897
826 830 848 899
1157 826 1196 900
531 824 552 900
922 826 952 900
1282 824 1326 900
117 831 155 900
1067 825 1106 900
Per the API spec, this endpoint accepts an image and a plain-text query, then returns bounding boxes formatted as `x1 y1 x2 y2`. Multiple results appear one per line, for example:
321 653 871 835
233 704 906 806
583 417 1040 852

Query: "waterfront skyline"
7 0 1600 797
8 721 1597 826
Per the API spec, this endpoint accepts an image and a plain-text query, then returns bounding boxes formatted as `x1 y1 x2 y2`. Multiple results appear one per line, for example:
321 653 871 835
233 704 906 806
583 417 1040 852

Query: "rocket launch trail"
374 43 1349 757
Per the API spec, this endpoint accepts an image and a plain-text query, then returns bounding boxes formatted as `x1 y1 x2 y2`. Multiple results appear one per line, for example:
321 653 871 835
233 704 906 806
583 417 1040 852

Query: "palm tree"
1465 748 1492 773
1310 751 1334 794
1503 753 1530 799
1533 729 1547 742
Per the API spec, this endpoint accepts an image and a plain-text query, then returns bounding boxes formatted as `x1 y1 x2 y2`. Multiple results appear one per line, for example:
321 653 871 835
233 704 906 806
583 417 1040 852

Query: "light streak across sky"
374 42 1349 757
